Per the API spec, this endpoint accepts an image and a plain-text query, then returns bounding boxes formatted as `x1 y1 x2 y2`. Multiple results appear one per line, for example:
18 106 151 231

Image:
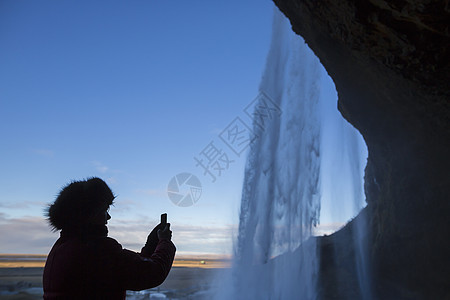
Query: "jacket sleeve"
116 239 176 291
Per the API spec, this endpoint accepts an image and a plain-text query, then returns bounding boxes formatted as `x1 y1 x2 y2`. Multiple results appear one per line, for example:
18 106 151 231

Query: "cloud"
134 189 167 197
108 219 237 255
89 162 123 185
109 198 139 214
312 222 345 236
0 214 237 256
32 148 54 158
0 201 46 210
91 161 109 173
0 210 346 257
106 177 117 184
0 214 58 254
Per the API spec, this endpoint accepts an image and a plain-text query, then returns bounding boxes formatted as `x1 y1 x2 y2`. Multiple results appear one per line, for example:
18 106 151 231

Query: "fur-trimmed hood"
46 177 115 231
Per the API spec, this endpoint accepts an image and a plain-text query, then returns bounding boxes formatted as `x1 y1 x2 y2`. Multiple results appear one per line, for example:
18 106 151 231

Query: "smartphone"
161 213 167 225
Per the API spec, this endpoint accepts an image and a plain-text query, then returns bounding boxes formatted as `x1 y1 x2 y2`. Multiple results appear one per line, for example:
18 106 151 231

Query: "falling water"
216 8 369 300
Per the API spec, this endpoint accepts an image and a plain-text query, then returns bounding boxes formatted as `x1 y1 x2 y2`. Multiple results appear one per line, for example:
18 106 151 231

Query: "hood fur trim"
46 177 115 231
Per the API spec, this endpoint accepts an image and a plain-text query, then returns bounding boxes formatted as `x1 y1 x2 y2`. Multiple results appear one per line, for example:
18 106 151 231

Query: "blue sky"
0 1 274 255
0 1 369 256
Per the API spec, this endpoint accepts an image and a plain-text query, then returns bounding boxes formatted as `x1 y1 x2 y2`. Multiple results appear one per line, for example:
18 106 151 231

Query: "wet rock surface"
272 0 450 298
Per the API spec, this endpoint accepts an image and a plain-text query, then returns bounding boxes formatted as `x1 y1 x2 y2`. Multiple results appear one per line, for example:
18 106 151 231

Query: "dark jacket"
43 230 176 299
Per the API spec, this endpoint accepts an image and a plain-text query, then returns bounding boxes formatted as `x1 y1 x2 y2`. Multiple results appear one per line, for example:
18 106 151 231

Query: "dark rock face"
272 0 450 298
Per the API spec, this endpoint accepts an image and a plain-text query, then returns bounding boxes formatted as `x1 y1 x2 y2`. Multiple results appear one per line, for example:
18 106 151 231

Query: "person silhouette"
43 177 175 299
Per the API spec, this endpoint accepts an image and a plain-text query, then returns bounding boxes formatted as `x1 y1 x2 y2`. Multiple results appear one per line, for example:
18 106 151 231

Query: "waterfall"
216 8 368 299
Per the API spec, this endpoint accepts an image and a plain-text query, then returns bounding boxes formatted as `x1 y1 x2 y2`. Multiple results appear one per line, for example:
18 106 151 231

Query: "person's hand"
146 223 164 245
141 222 165 256
157 223 172 241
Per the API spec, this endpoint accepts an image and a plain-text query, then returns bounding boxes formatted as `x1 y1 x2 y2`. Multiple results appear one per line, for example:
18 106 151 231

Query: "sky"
0 1 368 257
0 1 275 255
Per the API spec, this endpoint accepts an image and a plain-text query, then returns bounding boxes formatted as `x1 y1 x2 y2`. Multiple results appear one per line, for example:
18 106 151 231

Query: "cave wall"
271 0 450 297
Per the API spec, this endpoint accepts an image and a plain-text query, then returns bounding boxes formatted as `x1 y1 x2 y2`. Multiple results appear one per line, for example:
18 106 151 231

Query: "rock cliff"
272 0 450 298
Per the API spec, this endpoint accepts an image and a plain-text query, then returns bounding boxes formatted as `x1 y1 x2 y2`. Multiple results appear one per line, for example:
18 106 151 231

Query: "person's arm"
140 223 163 257
117 224 176 290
